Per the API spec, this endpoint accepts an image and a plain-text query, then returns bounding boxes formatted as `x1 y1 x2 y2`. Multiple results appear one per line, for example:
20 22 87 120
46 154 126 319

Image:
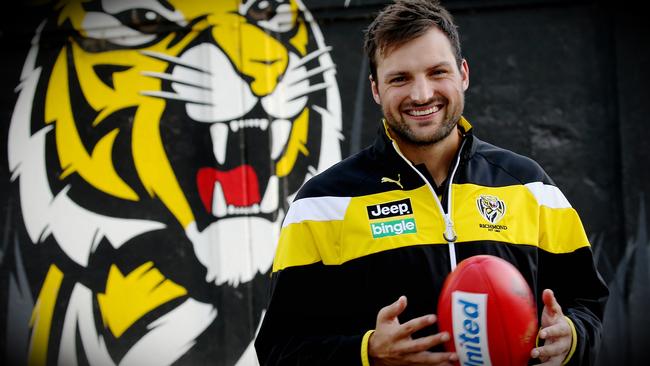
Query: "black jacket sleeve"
538 246 609 366
255 263 373 366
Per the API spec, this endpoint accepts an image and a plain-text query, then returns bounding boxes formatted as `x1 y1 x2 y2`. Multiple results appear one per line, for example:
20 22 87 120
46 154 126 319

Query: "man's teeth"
211 175 279 217
409 106 440 116
229 118 269 132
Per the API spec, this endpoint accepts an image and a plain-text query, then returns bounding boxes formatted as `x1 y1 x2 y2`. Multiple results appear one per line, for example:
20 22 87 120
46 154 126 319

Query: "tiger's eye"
247 0 277 21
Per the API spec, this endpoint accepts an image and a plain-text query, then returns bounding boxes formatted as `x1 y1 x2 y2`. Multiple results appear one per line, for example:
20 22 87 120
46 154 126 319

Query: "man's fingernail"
441 333 450 342
540 331 547 338
449 353 458 361
531 349 539 358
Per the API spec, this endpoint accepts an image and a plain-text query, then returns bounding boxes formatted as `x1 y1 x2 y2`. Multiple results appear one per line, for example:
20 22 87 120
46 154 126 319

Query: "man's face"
371 26 469 146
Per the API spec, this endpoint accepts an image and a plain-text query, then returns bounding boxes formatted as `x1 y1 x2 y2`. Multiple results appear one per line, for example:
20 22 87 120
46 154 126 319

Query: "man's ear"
370 75 381 105
461 59 470 91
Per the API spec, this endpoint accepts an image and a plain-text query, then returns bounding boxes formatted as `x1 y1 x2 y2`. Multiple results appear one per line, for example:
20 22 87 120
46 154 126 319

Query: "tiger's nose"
208 13 288 97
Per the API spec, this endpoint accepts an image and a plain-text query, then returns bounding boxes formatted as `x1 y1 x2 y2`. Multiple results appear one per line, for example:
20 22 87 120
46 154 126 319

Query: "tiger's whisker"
140 50 213 75
140 90 215 106
291 46 333 70
141 71 212 91
289 64 336 86
287 83 330 101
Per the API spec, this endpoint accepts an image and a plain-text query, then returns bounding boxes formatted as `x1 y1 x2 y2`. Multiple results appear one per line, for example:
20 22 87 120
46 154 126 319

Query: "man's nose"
410 76 433 104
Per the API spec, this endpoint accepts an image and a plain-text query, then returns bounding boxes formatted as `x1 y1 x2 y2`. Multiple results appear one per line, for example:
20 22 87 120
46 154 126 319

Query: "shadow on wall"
594 195 650 366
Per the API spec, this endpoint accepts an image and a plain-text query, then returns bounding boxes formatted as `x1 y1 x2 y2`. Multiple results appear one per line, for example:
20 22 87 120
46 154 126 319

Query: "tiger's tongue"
197 165 261 212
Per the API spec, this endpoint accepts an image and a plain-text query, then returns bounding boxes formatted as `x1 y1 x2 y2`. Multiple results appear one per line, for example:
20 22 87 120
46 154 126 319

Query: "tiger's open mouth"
197 164 264 215
195 116 286 218
139 40 299 222
140 31 333 225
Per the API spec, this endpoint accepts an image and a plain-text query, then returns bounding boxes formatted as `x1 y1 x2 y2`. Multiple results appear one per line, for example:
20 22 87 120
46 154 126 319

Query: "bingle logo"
366 198 413 220
370 218 417 238
451 291 492 366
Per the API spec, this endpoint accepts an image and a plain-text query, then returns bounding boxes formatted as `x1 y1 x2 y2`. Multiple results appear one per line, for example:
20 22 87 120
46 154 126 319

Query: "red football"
437 255 538 366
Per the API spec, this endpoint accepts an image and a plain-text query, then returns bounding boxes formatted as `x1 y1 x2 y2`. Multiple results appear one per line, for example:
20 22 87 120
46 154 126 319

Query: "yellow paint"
97 263 187 338
45 0 310 228
46 30 200 223
28 265 64 366
276 108 310 177
132 100 194 227
209 14 288 96
70 40 165 126
290 19 308 56
45 48 140 201
169 0 289 96
55 0 88 32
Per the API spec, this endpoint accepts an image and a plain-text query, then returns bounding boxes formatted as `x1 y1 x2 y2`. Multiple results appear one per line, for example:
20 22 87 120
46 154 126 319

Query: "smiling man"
255 1 608 365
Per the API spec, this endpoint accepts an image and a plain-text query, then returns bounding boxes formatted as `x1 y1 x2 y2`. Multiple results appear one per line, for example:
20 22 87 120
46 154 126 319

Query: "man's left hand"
530 289 572 366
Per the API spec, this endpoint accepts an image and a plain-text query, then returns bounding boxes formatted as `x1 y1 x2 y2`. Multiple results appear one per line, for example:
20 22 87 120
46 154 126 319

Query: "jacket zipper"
390 138 467 272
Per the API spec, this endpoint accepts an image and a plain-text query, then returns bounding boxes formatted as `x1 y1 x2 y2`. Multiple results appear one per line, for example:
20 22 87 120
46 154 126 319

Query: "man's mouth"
405 104 442 117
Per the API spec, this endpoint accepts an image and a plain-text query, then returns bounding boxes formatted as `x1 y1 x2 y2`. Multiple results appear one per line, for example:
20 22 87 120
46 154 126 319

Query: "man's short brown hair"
364 0 462 81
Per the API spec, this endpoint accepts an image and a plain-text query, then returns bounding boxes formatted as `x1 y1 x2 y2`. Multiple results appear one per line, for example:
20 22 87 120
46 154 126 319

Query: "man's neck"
394 126 462 187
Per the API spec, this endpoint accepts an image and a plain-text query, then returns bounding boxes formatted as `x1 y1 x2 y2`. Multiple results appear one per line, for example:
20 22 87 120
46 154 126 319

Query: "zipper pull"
443 214 457 243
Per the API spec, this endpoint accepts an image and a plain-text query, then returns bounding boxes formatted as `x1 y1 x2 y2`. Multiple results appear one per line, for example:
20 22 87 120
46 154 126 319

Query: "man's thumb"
378 295 407 323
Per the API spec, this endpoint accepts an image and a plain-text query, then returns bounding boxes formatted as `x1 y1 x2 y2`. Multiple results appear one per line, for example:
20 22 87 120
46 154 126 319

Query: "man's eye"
390 77 406 83
115 8 169 34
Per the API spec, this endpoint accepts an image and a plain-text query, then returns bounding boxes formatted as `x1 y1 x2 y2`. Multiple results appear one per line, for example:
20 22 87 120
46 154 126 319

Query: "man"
255 0 609 365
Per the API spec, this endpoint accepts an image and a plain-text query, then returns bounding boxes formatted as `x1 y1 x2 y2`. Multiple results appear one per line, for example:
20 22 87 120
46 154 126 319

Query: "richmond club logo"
476 195 506 224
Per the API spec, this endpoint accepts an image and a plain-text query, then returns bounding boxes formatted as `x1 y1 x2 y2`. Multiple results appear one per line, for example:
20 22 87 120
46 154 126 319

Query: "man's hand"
531 289 573 366
368 296 458 366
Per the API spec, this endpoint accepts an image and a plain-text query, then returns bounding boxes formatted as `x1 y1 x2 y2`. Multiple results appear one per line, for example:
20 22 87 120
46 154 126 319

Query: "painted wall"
1 0 648 365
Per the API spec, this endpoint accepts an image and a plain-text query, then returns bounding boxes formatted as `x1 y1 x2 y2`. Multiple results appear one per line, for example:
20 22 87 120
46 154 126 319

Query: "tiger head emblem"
476 194 507 225
7 0 341 364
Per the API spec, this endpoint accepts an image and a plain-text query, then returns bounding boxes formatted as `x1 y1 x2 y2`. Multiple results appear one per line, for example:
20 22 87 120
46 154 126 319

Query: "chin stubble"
387 115 458 147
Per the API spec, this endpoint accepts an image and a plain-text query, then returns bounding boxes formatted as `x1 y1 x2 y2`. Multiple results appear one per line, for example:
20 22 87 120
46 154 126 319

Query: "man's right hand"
368 296 458 366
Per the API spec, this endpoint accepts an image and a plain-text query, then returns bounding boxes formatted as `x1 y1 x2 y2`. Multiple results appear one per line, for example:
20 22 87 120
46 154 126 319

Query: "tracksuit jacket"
255 117 609 365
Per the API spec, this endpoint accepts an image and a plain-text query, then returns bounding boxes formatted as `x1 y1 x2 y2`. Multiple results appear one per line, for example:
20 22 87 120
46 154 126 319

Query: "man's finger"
377 296 407 324
397 314 437 338
539 322 570 340
542 289 562 315
405 350 458 365
531 340 570 360
400 331 450 353
531 358 563 366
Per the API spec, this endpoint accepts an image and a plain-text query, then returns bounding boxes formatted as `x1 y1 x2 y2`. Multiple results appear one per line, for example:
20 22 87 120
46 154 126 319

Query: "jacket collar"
373 116 476 163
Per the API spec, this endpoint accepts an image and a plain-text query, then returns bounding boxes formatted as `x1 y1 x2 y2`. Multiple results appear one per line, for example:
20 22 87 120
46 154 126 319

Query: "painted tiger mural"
4 0 342 364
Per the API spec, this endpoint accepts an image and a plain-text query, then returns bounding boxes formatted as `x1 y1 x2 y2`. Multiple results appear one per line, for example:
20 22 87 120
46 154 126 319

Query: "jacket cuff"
561 316 578 365
361 330 375 366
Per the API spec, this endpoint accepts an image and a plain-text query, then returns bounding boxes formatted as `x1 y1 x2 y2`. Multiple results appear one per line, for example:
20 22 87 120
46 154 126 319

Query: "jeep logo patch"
367 198 413 220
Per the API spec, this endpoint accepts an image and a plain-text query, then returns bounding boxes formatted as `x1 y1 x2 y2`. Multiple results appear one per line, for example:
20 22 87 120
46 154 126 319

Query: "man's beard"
385 95 464 147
